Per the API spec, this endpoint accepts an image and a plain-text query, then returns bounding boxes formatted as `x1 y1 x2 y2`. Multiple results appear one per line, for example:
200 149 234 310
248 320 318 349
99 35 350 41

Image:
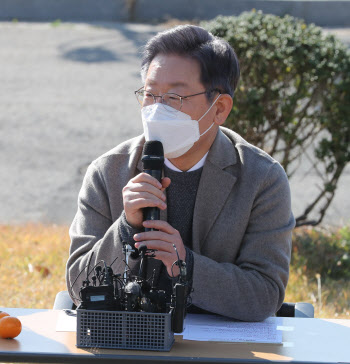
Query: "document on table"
181 314 283 344
56 310 77 332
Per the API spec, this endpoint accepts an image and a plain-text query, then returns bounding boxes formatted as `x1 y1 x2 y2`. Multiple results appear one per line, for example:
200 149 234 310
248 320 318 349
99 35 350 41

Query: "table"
0 307 349 363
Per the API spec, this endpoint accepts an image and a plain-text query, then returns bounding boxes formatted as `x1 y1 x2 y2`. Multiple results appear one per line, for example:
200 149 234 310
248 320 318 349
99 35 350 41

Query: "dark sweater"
164 165 203 250
158 165 214 315
155 165 203 296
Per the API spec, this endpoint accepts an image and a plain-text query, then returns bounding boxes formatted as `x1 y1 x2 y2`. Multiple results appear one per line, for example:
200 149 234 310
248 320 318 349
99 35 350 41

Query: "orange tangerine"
0 316 22 339
0 312 10 320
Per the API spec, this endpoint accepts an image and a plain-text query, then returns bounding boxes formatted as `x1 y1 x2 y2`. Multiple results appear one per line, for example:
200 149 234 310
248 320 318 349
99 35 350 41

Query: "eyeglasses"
134 87 220 112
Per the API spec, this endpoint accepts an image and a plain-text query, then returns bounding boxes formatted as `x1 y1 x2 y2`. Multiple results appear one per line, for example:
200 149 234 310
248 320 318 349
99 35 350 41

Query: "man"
66 25 294 321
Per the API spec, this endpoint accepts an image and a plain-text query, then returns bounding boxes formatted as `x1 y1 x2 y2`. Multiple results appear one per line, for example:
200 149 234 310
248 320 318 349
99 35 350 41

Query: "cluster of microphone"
77 141 189 333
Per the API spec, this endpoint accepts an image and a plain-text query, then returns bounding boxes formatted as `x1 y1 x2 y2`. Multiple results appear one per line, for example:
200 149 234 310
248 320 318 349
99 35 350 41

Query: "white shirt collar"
164 152 208 172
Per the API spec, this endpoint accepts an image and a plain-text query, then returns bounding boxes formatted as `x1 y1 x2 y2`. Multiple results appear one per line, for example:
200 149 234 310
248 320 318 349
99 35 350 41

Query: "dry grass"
0 224 69 309
0 224 349 319
285 267 350 319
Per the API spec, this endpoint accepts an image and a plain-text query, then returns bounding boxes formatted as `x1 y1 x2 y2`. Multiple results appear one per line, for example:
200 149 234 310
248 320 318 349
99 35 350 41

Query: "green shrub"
202 11 350 226
292 226 350 279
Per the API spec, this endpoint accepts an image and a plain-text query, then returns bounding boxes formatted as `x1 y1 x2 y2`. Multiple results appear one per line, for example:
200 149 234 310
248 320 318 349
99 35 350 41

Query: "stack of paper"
181 314 283 344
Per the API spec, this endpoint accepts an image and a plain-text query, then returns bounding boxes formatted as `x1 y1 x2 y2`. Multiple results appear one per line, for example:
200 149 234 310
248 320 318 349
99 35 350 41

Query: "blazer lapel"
192 129 238 253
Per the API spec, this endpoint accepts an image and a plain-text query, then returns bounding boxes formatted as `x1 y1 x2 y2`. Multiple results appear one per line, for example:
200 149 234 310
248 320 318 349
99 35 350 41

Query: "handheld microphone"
141 141 164 232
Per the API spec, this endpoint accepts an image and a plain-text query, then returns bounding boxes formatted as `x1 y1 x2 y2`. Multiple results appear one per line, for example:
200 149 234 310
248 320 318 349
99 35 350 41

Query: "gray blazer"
66 127 295 321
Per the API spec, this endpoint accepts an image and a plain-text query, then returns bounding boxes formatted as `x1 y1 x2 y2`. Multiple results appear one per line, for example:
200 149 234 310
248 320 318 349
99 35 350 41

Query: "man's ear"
214 94 233 126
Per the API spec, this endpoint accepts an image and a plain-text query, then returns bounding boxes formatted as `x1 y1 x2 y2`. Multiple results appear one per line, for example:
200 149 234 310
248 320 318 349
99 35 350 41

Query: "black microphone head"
142 141 164 158
138 244 147 254
142 141 164 170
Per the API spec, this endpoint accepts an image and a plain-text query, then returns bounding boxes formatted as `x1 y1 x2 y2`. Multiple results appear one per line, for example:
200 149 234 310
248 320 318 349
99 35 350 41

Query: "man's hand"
122 173 171 229
133 220 186 277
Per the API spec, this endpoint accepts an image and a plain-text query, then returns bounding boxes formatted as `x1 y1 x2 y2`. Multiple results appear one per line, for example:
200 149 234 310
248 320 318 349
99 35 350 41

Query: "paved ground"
1 22 349 226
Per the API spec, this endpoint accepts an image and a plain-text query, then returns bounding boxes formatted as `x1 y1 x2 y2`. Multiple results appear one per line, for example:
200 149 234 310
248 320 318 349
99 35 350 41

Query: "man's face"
144 53 216 137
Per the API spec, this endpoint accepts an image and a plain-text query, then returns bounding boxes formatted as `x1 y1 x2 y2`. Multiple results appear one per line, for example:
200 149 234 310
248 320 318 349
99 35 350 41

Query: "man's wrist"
118 211 143 243
124 213 143 230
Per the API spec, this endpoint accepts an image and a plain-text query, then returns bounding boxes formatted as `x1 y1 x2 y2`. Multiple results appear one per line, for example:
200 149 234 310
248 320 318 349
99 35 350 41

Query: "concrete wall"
0 0 128 22
1 0 349 26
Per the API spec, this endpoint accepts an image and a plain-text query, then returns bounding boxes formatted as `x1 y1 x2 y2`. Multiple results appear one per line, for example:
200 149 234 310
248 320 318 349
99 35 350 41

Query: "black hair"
141 25 240 100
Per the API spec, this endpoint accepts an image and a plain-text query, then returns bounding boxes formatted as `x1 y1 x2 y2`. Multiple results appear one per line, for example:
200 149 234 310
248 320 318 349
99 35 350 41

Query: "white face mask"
141 94 221 159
